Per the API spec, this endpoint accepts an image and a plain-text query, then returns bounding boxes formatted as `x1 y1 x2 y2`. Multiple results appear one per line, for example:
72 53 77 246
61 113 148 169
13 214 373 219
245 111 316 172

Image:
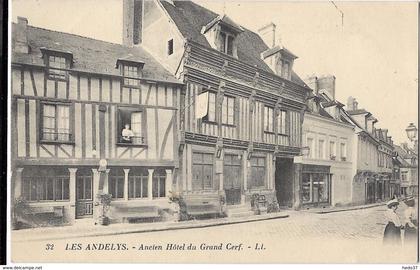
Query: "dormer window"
201 14 244 58
116 58 145 87
40 48 73 81
281 60 290 79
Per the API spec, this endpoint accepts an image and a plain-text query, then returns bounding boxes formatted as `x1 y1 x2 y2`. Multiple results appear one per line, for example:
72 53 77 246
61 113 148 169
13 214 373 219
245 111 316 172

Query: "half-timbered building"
11 17 183 225
124 0 311 211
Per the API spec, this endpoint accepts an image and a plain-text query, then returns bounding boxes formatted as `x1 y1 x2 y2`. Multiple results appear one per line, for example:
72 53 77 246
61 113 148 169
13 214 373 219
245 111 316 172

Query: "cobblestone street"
12 204 418 263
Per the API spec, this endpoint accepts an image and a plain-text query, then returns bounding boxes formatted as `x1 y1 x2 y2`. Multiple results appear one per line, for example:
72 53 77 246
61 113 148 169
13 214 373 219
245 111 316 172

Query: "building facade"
302 76 355 207
346 97 394 204
395 144 418 197
11 17 184 226
125 0 311 209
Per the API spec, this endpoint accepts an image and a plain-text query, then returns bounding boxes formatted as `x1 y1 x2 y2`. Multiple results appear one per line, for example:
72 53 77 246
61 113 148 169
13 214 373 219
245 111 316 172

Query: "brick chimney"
123 0 143 46
305 76 318 94
347 96 358 111
14 17 29 54
258 22 277 48
317 75 336 100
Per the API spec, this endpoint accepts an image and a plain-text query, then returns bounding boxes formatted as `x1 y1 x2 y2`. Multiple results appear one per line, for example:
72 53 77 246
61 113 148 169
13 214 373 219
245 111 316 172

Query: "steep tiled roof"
161 0 307 87
12 24 181 84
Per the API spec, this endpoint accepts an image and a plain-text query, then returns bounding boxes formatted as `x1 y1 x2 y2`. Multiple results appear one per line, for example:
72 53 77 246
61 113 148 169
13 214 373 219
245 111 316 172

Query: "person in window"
121 123 134 143
403 197 417 245
383 198 403 246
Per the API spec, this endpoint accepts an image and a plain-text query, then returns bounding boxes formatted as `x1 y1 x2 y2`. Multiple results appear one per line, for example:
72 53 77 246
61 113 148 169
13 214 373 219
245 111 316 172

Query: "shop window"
152 170 166 198
41 102 72 143
192 152 214 191
109 169 125 200
22 168 69 202
222 95 235 126
302 173 330 204
249 156 266 189
117 107 146 145
264 106 274 133
128 168 148 199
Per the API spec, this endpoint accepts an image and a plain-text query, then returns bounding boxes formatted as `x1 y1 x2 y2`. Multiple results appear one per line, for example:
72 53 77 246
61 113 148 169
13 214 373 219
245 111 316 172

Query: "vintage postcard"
8 0 418 264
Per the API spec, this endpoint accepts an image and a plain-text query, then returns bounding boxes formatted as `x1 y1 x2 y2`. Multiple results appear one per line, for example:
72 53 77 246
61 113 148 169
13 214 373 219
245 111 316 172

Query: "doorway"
76 169 94 218
223 154 242 205
275 157 294 208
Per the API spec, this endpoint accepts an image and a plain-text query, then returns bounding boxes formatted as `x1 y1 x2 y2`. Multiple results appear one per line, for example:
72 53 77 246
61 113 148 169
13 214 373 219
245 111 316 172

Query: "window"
220 32 234 56
264 106 274 133
222 95 235 125
329 141 336 160
340 143 347 161
41 103 72 142
22 168 69 202
302 173 330 204
192 152 214 190
318 140 325 159
123 65 140 86
48 55 68 80
76 169 92 201
306 138 314 158
277 110 287 134
249 156 266 189
109 169 125 200
153 170 166 198
205 92 217 122
401 172 408 181
128 168 148 199
167 39 174 55
117 107 145 145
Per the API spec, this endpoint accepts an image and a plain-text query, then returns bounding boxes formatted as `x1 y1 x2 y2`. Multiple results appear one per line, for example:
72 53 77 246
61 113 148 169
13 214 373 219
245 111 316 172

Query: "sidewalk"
12 211 291 242
303 202 386 214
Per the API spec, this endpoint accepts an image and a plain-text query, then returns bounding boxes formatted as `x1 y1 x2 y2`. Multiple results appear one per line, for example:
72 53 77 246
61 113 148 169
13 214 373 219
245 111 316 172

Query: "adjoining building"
346 97 394 204
124 0 311 211
11 17 184 226
394 144 418 197
302 76 355 207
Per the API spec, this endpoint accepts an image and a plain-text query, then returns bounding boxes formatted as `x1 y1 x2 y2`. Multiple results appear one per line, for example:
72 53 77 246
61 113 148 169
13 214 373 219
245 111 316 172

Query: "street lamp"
405 123 418 142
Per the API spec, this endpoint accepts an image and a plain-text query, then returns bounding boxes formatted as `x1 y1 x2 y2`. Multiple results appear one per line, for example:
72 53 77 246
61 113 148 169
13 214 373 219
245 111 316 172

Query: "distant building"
394 144 418 197
346 97 394 204
302 75 355 207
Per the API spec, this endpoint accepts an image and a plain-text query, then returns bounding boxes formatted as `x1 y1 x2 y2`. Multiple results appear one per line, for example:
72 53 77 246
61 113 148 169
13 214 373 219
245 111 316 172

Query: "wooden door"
76 170 93 218
223 154 242 205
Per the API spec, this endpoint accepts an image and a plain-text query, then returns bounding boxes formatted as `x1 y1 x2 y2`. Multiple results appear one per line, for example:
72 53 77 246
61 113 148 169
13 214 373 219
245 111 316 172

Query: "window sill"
116 143 148 148
202 120 217 125
40 140 75 145
122 84 141 89
264 131 275 134
222 123 236 128
47 75 69 82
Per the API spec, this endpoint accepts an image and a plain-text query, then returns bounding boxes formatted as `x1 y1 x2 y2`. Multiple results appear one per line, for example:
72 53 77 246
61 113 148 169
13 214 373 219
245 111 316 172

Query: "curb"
313 203 386 214
12 213 289 242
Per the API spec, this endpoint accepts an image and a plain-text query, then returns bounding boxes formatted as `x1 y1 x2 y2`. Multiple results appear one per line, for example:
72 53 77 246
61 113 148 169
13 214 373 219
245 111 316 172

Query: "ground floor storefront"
12 164 175 227
352 171 392 205
301 164 331 207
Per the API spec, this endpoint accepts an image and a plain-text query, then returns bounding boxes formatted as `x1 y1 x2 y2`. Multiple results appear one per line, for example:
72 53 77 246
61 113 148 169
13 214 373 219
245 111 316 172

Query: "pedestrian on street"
403 197 418 245
383 198 403 246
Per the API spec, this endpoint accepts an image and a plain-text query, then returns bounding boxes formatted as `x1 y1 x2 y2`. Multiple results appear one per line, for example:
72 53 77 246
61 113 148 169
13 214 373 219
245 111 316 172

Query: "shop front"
301 164 331 206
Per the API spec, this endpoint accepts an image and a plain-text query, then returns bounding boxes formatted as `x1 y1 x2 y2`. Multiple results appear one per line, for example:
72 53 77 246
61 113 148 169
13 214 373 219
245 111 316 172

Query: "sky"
11 0 418 144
